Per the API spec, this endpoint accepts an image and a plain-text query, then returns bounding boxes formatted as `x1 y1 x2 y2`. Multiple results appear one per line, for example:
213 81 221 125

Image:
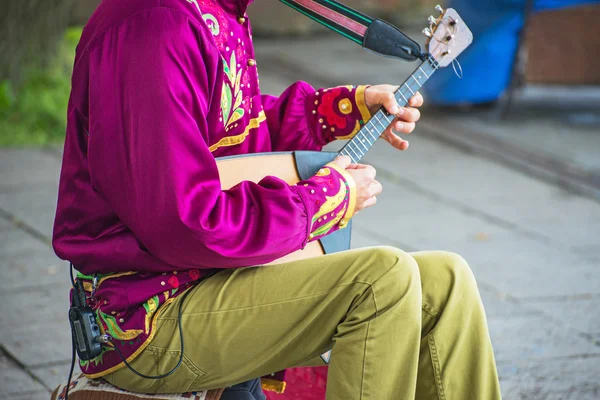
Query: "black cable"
65 265 78 400
65 335 76 400
66 262 218 382
110 269 218 379
69 263 76 287
109 284 195 379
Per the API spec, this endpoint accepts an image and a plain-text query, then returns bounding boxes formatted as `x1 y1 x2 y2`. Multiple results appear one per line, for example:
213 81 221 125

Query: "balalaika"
216 6 473 265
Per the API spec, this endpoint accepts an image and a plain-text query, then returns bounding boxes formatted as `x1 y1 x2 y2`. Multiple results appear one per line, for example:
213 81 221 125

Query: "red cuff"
305 85 372 145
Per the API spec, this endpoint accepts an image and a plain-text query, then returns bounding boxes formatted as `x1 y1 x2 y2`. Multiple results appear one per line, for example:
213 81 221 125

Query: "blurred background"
1 0 599 399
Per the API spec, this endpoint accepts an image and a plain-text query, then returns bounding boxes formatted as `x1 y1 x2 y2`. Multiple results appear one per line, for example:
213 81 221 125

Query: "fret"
374 115 388 132
350 143 365 160
340 148 357 164
397 91 408 105
339 59 437 164
354 141 366 156
411 75 421 88
347 143 362 160
379 112 392 124
356 135 370 152
365 125 379 141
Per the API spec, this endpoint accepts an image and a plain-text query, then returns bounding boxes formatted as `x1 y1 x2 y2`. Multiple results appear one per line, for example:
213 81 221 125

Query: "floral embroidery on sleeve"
306 85 372 145
221 52 247 130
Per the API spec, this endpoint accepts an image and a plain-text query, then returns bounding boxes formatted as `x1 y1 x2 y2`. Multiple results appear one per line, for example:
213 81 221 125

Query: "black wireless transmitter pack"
68 279 108 361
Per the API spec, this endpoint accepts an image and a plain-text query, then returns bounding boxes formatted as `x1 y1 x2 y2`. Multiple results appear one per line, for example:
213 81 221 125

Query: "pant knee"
370 246 422 313
371 246 420 282
442 251 478 291
420 251 482 308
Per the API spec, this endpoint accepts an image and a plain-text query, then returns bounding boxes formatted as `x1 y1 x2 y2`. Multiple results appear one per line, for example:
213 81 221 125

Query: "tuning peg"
446 34 455 41
443 50 452 56
422 28 432 37
435 5 444 13
428 16 437 25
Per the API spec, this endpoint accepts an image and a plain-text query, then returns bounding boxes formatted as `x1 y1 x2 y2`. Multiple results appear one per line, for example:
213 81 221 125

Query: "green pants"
105 247 502 399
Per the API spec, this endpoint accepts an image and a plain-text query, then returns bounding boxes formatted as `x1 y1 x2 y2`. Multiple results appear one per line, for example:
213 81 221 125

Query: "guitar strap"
279 0 425 61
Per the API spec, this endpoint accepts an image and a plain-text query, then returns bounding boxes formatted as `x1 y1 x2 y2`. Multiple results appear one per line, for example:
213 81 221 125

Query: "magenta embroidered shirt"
53 0 371 377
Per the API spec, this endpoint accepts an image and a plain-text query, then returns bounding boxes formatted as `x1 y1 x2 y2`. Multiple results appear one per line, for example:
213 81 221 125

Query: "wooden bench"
51 373 266 400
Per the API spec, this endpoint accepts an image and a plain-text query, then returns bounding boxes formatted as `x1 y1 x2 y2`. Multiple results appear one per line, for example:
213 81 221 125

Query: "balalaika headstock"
422 5 473 67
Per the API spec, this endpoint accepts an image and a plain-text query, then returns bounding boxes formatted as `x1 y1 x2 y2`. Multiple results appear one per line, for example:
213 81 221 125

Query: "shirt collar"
215 0 253 15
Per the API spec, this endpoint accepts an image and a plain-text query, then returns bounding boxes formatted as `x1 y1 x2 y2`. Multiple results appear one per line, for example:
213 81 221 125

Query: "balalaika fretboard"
339 55 439 163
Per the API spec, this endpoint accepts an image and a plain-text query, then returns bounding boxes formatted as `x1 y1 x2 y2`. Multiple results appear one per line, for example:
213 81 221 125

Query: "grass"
0 27 82 147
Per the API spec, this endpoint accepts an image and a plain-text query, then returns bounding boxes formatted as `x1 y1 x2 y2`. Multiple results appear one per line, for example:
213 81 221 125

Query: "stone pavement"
1 34 600 400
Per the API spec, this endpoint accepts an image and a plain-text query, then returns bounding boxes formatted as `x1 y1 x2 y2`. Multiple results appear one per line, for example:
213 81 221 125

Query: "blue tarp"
422 0 599 105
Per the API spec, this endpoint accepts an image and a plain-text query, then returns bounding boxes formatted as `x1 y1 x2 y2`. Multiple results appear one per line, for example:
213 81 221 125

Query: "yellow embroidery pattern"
221 52 245 129
81 271 137 292
335 120 361 140
327 163 357 221
104 316 143 341
316 168 332 177
209 110 266 152
331 86 372 140
83 295 178 379
338 98 353 115
355 85 372 122
310 178 347 229
312 206 347 237
143 296 159 334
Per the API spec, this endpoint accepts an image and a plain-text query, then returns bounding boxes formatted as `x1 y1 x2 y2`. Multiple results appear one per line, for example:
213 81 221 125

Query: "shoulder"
76 0 215 60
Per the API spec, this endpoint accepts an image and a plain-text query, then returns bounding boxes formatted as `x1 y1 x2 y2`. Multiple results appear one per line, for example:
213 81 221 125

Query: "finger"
369 180 383 197
393 120 416 134
396 107 421 123
378 92 402 117
332 155 351 169
363 196 377 208
345 163 370 170
383 130 409 151
365 164 377 179
409 92 424 107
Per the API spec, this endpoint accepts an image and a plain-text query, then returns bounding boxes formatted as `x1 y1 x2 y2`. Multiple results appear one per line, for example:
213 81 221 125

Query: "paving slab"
0 282 70 328
361 136 600 260
0 217 12 231
524 297 600 336
487 314 599 362
0 149 61 192
0 184 58 239
256 34 600 200
257 35 600 261
446 107 600 176
0 249 66 294
254 35 420 88
350 171 600 299
498 356 600 400
0 228 52 257
477 285 539 319
0 316 72 368
352 229 538 319
30 363 71 393
437 231 600 299
0 351 47 397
